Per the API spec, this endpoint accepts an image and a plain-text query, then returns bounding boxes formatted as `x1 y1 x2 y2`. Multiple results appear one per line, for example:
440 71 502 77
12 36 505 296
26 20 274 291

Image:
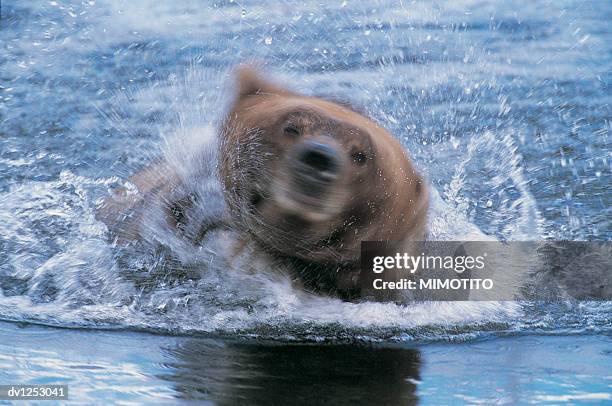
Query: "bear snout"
290 139 342 190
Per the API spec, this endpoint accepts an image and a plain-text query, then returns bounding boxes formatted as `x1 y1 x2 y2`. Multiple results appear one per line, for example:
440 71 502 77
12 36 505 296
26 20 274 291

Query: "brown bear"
98 66 429 299
219 66 428 296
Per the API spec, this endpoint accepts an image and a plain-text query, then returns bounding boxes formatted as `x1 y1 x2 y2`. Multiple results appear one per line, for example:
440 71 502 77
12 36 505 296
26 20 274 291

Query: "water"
1 321 611 404
1 0 610 403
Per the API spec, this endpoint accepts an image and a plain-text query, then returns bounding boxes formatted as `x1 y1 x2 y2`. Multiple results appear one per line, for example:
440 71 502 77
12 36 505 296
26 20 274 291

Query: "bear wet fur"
219 66 428 297
98 66 429 300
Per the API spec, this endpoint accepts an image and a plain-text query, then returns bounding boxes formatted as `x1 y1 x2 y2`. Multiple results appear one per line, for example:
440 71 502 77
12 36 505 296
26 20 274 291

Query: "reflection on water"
163 340 420 405
2 322 611 405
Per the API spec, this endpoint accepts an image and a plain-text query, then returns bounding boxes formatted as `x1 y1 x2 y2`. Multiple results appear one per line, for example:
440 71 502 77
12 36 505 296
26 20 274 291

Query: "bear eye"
283 124 301 137
351 151 368 165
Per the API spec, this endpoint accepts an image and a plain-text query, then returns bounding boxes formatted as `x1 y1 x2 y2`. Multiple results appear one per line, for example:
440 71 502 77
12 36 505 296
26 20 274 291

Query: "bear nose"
297 141 340 175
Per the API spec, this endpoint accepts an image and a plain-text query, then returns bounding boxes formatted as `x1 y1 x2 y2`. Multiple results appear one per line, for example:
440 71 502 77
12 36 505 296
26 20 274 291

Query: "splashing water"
0 66 605 342
1 0 610 342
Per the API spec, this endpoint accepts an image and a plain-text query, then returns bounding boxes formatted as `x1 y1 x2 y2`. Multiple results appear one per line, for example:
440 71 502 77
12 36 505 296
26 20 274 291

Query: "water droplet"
486 200 493 208
264 37 272 45
241 9 247 18
450 136 460 149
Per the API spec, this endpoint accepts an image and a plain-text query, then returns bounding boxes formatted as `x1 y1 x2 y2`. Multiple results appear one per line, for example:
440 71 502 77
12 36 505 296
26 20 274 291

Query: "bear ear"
235 65 292 99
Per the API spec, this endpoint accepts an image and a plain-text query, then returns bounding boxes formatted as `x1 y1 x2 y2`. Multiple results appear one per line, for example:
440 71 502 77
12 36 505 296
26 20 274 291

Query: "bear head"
219 66 428 265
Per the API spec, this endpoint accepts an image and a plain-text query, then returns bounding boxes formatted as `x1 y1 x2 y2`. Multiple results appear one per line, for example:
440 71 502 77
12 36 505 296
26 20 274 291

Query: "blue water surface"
1 0 611 404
